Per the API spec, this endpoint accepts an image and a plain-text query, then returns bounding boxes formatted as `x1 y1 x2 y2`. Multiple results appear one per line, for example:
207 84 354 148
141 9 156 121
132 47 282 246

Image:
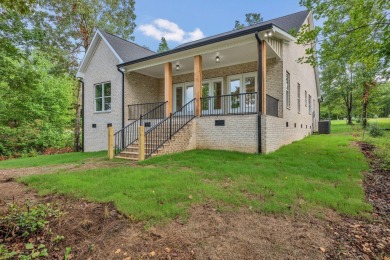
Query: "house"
76 10 320 160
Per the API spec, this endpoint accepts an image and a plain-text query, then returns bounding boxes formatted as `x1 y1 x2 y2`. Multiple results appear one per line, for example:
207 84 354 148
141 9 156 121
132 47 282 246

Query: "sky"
133 1 306 51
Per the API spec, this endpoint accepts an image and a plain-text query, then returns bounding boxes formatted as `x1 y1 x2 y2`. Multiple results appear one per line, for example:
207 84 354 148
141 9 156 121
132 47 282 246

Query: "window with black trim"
95 82 111 112
308 94 312 114
286 71 290 109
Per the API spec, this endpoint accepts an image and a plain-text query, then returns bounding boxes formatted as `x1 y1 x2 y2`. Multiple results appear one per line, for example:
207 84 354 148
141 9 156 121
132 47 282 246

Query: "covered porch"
122 29 289 121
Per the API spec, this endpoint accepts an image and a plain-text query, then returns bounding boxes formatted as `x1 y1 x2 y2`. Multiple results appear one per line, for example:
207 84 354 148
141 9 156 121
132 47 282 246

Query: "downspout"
117 67 125 130
255 31 263 154
78 78 85 152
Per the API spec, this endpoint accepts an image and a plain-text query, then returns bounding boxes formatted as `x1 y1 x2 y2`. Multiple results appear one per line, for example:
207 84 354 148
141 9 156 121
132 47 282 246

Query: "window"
297 83 301 113
308 94 312 114
286 71 291 109
305 90 307 107
286 72 291 109
95 82 111 112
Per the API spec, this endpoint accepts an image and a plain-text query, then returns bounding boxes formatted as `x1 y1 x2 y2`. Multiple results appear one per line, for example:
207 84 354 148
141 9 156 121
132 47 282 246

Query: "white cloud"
139 19 205 43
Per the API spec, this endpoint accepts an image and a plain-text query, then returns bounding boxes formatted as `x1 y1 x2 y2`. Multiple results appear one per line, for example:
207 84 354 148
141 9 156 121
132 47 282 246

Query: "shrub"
368 124 384 137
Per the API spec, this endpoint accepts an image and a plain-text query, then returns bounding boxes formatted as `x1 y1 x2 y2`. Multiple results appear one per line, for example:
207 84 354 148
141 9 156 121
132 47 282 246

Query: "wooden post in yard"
107 124 114 159
138 125 145 161
164 62 173 117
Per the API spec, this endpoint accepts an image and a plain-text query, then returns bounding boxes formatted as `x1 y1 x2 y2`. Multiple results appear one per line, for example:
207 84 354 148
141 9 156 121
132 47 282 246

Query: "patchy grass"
20 121 374 225
0 151 106 169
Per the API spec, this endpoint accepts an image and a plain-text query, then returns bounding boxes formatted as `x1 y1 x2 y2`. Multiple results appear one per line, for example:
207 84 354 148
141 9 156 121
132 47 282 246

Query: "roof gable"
76 29 155 78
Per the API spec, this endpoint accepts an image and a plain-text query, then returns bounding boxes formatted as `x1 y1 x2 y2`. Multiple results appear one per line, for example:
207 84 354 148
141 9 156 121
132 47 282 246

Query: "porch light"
264 31 272 38
176 64 180 71
215 56 220 63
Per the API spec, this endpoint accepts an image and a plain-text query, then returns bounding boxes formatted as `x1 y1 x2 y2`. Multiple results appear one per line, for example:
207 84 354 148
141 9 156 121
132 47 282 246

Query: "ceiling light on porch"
176 64 180 71
215 56 220 63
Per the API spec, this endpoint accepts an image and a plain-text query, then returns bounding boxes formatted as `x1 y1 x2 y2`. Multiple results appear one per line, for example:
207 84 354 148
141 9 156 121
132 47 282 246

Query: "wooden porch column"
164 62 173 117
261 40 267 115
194 55 202 117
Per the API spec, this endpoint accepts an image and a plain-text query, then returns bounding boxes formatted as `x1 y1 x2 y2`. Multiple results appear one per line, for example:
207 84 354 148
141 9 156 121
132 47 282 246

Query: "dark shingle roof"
175 10 309 49
99 30 155 62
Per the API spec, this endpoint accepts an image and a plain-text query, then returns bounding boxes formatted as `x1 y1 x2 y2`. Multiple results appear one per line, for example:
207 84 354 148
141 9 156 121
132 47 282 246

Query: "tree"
157 37 169 53
234 13 263 30
28 0 137 151
298 0 389 127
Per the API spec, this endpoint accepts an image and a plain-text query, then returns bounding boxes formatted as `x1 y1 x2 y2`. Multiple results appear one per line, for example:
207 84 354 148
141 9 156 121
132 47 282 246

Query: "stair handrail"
114 101 167 156
144 98 196 158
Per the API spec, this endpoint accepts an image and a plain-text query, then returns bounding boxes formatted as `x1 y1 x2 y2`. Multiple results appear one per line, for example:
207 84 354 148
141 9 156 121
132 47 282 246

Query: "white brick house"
76 10 320 160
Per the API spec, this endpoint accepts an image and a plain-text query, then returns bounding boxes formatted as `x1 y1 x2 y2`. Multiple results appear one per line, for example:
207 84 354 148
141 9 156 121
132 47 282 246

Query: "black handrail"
128 101 166 120
114 119 139 156
140 101 167 126
266 94 279 117
115 101 167 156
144 98 196 158
200 92 257 116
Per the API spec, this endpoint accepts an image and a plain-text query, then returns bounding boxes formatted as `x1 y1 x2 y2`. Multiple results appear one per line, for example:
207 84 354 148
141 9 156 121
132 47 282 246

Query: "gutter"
117 68 125 130
78 78 85 152
255 31 263 154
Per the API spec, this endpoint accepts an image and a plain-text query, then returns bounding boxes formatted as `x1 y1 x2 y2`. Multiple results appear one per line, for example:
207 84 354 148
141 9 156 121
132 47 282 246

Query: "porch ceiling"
127 41 279 79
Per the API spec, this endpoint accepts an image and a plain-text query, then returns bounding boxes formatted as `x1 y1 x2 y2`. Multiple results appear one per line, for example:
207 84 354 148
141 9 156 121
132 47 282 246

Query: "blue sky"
133 1 306 51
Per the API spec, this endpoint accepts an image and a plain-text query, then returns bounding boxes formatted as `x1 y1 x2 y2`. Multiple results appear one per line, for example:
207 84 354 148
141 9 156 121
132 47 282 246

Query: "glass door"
201 79 223 115
185 84 194 114
173 84 184 113
229 77 241 113
243 74 256 113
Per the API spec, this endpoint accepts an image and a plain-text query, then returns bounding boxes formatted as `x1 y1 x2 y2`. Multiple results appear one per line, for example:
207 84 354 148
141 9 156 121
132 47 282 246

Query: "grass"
17 119 385 225
0 151 106 169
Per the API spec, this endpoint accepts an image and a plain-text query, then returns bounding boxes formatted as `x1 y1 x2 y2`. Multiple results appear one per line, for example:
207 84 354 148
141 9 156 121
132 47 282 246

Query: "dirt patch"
326 142 390 259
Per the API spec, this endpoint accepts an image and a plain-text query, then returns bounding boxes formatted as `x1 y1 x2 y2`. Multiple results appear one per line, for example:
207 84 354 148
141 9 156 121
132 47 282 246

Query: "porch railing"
266 95 279 117
128 101 166 120
144 98 196 158
114 119 139 156
114 101 167 156
200 92 257 116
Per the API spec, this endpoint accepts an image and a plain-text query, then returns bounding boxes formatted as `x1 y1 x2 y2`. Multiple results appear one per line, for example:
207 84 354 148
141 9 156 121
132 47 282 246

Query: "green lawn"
17 119 386 225
0 151 106 169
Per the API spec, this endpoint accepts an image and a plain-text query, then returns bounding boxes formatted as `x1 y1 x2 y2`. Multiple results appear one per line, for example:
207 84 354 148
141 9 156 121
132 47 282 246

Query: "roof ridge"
99 29 156 54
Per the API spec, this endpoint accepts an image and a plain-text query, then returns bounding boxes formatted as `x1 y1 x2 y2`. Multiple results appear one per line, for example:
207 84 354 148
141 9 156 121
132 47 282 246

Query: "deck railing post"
169 113 172 139
107 124 114 160
138 125 145 161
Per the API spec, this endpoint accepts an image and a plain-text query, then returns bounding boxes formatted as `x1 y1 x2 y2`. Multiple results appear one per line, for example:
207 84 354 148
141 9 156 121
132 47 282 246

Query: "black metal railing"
200 92 257 116
140 101 167 126
266 95 279 117
144 98 196 158
114 119 139 155
128 101 166 120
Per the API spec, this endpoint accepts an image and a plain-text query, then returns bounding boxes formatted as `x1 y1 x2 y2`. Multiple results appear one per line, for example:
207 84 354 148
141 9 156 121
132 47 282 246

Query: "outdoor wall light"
264 31 273 38
176 64 180 71
215 56 220 63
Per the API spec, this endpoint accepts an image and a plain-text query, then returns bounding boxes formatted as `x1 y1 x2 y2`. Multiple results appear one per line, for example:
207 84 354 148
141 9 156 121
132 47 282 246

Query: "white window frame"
227 72 257 113
94 81 111 113
201 77 224 115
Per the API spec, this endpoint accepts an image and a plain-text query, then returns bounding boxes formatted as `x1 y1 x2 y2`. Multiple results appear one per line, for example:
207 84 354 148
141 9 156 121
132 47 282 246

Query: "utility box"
318 120 331 134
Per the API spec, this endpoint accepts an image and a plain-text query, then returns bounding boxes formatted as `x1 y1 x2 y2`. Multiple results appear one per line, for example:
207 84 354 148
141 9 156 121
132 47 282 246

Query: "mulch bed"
327 142 390 259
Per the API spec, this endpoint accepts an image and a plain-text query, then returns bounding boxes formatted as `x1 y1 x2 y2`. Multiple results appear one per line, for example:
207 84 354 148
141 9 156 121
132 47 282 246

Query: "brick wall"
83 38 122 152
157 121 197 156
195 115 258 153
